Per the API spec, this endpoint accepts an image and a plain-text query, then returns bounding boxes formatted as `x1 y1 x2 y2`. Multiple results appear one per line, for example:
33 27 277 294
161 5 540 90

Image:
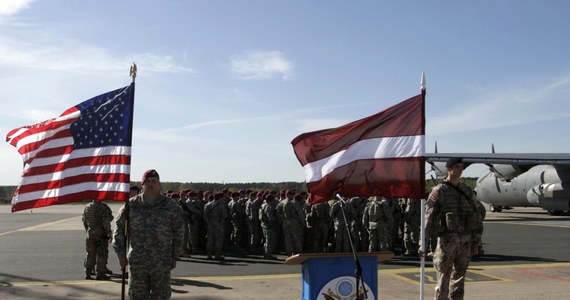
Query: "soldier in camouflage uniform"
349 196 369 252
185 191 203 256
363 196 389 252
113 169 184 299
204 192 228 260
281 190 304 255
306 201 331 253
82 200 113 280
245 191 263 254
424 157 483 300
402 198 421 256
330 197 356 253
260 194 279 260
228 192 247 252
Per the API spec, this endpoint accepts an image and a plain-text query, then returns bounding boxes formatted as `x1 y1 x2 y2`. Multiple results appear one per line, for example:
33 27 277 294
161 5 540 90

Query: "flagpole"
419 73 426 300
121 63 136 300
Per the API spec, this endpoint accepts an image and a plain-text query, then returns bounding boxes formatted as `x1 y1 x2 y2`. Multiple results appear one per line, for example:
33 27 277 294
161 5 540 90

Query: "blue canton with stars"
70 85 134 149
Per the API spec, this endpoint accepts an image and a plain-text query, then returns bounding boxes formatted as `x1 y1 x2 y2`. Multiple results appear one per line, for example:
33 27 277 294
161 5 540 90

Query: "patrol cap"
446 157 463 168
142 169 159 184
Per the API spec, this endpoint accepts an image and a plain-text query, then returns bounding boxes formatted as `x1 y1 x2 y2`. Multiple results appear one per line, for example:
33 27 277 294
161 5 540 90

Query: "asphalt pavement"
0 203 569 299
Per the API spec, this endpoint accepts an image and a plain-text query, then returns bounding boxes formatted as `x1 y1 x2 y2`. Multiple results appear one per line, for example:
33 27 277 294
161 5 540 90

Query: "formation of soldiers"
168 188 437 260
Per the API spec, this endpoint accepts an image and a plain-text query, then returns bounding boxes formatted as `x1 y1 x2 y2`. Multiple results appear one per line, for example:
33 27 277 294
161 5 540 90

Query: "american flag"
6 84 135 212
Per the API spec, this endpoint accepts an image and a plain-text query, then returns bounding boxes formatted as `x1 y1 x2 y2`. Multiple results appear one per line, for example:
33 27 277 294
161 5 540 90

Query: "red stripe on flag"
292 93 425 205
11 191 129 212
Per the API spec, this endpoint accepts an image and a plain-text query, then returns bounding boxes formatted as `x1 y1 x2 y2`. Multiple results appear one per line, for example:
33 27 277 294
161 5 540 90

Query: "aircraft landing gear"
490 205 503 213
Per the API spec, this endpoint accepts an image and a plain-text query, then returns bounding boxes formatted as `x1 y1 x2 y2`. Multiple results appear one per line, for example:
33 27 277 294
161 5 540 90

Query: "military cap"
446 157 463 167
142 169 159 184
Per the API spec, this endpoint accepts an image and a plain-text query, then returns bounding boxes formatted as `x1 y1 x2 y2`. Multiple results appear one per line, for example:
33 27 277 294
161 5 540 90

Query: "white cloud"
0 0 34 17
230 50 294 80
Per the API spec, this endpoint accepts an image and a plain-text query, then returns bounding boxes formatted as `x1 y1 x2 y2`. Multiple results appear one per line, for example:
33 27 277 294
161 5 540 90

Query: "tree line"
0 178 478 204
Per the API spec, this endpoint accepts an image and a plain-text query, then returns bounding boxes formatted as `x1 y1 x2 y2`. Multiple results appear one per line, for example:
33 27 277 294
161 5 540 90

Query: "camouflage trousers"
84 235 108 275
433 233 472 300
282 220 303 255
368 225 389 252
261 225 277 254
129 263 171 300
206 223 225 256
311 220 329 252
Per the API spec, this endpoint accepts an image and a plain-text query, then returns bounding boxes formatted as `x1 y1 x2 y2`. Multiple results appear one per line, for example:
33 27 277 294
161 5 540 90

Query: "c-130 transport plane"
426 152 570 215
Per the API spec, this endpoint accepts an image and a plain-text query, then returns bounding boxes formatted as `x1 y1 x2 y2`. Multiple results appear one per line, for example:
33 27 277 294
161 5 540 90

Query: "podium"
285 252 393 300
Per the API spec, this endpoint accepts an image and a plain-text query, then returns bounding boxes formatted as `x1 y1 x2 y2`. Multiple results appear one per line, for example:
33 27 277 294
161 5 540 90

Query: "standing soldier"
245 191 263 255
363 196 389 252
349 196 369 252
282 190 304 256
330 197 356 253
260 194 279 260
82 200 113 280
402 198 421 256
113 169 184 299
306 200 331 253
228 192 246 253
381 198 400 251
204 192 228 260
185 191 203 256
423 157 483 300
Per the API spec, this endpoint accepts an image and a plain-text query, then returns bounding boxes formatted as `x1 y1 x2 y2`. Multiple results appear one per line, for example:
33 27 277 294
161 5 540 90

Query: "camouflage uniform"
245 193 263 254
306 201 331 253
82 200 113 279
282 196 304 255
403 198 421 255
228 195 247 251
349 197 369 252
363 197 389 252
113 194 184 299
381 198 400 250
204 196 228 260
425 181 482 300
185 195 203 255
330 199 356 253
260 196 279 259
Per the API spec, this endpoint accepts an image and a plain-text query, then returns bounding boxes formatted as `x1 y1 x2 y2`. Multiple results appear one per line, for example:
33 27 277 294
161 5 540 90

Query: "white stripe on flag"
13 181 131 203
303 135 425 183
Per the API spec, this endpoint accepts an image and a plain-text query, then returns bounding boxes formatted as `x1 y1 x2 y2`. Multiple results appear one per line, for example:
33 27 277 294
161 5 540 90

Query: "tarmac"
2 260 570 299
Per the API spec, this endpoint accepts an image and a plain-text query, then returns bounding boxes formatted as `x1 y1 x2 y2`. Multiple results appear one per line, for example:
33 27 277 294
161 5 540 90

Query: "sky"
1 0 570 186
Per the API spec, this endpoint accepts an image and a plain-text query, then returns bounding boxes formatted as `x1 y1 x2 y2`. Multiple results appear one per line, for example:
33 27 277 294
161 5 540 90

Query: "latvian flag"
291 93 425 205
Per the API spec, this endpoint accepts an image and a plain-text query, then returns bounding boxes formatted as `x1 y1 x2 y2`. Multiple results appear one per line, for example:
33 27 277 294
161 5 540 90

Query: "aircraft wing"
426 153 570 165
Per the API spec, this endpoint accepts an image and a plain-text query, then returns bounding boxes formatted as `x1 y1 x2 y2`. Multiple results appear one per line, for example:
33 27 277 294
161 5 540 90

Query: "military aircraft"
426 151 570 215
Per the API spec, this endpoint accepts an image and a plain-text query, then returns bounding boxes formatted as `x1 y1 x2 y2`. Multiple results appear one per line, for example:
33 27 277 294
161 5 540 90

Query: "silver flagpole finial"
420 72 426 91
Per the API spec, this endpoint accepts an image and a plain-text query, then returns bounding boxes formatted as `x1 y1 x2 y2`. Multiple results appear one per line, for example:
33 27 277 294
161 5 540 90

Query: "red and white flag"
6 84 135 212
291 93 425 205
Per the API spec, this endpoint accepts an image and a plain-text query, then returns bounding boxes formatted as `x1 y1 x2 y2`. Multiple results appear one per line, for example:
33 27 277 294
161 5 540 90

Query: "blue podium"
285 252 393 300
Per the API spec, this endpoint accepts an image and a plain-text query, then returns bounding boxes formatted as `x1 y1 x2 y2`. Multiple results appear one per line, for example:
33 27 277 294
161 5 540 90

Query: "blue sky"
1 0 569 185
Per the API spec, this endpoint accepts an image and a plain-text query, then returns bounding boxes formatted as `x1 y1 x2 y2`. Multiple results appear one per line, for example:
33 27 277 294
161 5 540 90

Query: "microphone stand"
335 192 368 299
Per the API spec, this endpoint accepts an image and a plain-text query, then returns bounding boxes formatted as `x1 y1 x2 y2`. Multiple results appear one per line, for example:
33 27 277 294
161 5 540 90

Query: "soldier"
363 196 389 252
474 193 487 256
113 169 184 299
228 192 247 252
349 196 369 252
330 197 356 253
245 191 263 254
381 197 399 251
185 191 203 256
204 192 228 260
281 190 304 256
423 157 483 300
82 200 113 280
173 192 191 257
306 200 331 253
402 198 421 256
259 194 279 260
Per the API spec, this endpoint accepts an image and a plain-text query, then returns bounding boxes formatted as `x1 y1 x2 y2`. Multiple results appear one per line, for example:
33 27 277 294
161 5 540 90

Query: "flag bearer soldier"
113 169 184 299
204 192 228 260
423 157 483 300
82 200 113 280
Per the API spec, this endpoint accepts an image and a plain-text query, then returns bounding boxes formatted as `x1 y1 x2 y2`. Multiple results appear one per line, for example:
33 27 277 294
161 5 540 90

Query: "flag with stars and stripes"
6 84 135 212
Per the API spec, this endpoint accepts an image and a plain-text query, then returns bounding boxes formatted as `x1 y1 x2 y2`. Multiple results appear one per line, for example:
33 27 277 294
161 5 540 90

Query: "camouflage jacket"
113 194 184 266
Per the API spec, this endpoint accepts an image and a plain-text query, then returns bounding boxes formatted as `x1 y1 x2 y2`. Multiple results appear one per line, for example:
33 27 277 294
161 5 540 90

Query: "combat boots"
85 268 92 280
